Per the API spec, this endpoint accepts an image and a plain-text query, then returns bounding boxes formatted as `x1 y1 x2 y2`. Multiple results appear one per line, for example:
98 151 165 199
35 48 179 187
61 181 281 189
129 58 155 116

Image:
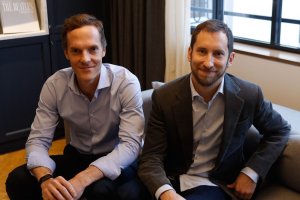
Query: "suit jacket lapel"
172 75 194 168
170 74 245 169
215 74 244 166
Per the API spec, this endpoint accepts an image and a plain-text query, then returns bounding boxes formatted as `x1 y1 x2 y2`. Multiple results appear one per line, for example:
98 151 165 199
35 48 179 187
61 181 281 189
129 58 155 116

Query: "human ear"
187 47 192 62
227 52 235 66
64 50 69 60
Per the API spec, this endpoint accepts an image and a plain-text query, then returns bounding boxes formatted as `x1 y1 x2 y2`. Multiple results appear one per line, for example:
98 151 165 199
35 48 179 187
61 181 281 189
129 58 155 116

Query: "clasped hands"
41 176 84 200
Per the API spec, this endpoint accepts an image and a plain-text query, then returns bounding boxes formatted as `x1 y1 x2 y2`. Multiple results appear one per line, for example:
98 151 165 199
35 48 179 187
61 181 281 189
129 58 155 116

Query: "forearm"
72 165 104 188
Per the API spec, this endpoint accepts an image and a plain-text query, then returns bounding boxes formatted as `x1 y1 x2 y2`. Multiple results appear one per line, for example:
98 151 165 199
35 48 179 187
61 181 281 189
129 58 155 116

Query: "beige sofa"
141 89 300 200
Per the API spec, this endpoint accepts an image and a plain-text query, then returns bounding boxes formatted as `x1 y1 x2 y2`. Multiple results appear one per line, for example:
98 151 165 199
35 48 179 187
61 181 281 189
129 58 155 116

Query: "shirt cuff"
241 167 259 183
155 184 174 200
90 158 121 180
27 151 56 172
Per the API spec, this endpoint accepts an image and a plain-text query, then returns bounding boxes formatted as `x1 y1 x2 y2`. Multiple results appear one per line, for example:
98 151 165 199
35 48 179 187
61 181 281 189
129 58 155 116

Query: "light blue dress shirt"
26 63 144 180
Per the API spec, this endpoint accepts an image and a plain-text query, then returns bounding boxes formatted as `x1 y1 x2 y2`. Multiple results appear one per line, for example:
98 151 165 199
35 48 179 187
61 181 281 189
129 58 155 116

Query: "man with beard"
138 19 290 200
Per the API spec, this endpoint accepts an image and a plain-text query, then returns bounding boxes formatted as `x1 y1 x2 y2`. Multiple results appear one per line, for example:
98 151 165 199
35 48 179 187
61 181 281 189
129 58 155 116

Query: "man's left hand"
68 177 85 200
69 165 105 199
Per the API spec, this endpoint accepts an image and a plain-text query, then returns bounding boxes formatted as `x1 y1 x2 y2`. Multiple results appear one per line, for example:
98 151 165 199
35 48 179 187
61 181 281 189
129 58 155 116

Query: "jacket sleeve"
247 86 290 179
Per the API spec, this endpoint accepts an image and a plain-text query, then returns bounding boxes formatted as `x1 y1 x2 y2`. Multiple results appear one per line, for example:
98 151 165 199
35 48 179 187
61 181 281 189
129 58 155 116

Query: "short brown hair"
61 13 107 49
190 19 234 54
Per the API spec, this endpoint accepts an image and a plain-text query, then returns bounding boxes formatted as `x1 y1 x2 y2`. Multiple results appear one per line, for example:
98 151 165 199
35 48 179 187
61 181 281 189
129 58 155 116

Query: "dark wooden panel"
0 36 51 153
49 33 70 72
47 0 109 34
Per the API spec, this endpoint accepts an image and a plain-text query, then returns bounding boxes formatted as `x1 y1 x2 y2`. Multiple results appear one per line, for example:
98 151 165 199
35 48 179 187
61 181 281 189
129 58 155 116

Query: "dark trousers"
6 144 150 200
180 185 232 200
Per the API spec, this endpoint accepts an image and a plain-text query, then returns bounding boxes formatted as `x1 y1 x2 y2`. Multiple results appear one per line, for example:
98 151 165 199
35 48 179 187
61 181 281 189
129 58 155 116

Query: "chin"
199 81 214 87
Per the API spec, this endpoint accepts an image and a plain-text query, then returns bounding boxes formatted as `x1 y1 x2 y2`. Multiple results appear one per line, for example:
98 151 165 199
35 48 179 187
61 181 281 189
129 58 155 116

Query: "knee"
116 178 150 200
6 165 26 190
6 165 39 199
85 178 117 199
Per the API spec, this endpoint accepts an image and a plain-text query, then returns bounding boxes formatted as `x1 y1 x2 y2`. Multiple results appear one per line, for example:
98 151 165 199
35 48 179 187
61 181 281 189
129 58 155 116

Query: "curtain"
164 0 191 82
110 0 165 89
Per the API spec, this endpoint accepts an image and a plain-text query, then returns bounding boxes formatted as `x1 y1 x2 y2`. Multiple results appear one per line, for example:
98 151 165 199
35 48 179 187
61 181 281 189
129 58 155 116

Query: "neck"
197 86 218 103
192 79 221 103
76 77 99 101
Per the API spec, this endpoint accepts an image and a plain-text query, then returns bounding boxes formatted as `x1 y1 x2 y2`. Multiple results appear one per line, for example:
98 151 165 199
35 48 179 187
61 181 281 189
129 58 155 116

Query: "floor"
0 138 66 200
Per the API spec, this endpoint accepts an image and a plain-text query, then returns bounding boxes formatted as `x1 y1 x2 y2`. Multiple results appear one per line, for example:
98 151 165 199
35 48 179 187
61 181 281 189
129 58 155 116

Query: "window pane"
280 23 300 48
224 16 271 42
224 0 272 17
282 0 300 20
191 0 213 28
190 0 300 52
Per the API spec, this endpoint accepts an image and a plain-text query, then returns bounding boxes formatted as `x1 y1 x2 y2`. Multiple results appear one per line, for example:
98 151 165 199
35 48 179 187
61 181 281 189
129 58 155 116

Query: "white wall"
228 53 300 111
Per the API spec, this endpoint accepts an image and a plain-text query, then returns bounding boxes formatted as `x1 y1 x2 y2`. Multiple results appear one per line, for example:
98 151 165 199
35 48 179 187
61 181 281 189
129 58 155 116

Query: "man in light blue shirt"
6 14 146 200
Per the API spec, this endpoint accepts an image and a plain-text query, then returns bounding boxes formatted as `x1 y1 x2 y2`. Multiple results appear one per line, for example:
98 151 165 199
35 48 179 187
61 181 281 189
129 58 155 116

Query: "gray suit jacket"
138 73 290 196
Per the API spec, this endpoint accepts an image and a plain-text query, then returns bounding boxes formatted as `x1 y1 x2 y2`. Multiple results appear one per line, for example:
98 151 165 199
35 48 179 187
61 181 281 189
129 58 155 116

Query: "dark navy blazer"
138 73 290 196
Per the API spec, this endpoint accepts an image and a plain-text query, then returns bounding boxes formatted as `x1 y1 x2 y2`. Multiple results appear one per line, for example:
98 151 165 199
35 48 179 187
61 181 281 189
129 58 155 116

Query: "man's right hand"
31 167 76 200
41 176 76 200
160 190 186 200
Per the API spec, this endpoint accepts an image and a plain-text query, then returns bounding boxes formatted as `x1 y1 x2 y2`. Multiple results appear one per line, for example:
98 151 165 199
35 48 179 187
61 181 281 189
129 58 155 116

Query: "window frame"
191 0 300 53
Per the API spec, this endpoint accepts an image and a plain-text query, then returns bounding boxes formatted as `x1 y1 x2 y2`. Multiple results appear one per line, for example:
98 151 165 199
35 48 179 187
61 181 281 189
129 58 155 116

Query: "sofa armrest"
245 104 300 193
271 104 300 192
272 104 300 136
276 135 300 192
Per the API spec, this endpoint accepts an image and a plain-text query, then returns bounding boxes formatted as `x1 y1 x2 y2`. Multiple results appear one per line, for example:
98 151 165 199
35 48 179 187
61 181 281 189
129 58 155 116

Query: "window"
191 0 213 27
281 0 300 48
191 0 300 53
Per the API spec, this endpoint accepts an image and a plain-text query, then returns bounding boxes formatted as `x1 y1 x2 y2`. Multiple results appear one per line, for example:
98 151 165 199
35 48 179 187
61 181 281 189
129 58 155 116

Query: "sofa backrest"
141 89 154 133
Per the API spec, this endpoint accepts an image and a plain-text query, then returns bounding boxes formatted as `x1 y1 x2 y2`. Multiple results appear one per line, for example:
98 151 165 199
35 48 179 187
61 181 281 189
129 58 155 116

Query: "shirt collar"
68 64 111 95
98 64 111 90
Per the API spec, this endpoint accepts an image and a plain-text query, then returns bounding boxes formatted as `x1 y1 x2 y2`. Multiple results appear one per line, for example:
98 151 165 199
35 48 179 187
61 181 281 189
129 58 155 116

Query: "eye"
214 50 225 57
197 48 207 55
70 48 80 55
89 46 99 53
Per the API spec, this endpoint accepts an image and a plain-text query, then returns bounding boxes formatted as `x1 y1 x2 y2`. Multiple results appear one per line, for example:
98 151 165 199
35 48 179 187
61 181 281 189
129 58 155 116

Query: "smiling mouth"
79 66 94 69
200 69 215 74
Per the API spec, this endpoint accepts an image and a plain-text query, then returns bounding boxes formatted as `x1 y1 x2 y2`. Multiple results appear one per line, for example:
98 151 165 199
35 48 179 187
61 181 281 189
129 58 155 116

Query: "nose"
203 54 214 69
80 51 91 63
